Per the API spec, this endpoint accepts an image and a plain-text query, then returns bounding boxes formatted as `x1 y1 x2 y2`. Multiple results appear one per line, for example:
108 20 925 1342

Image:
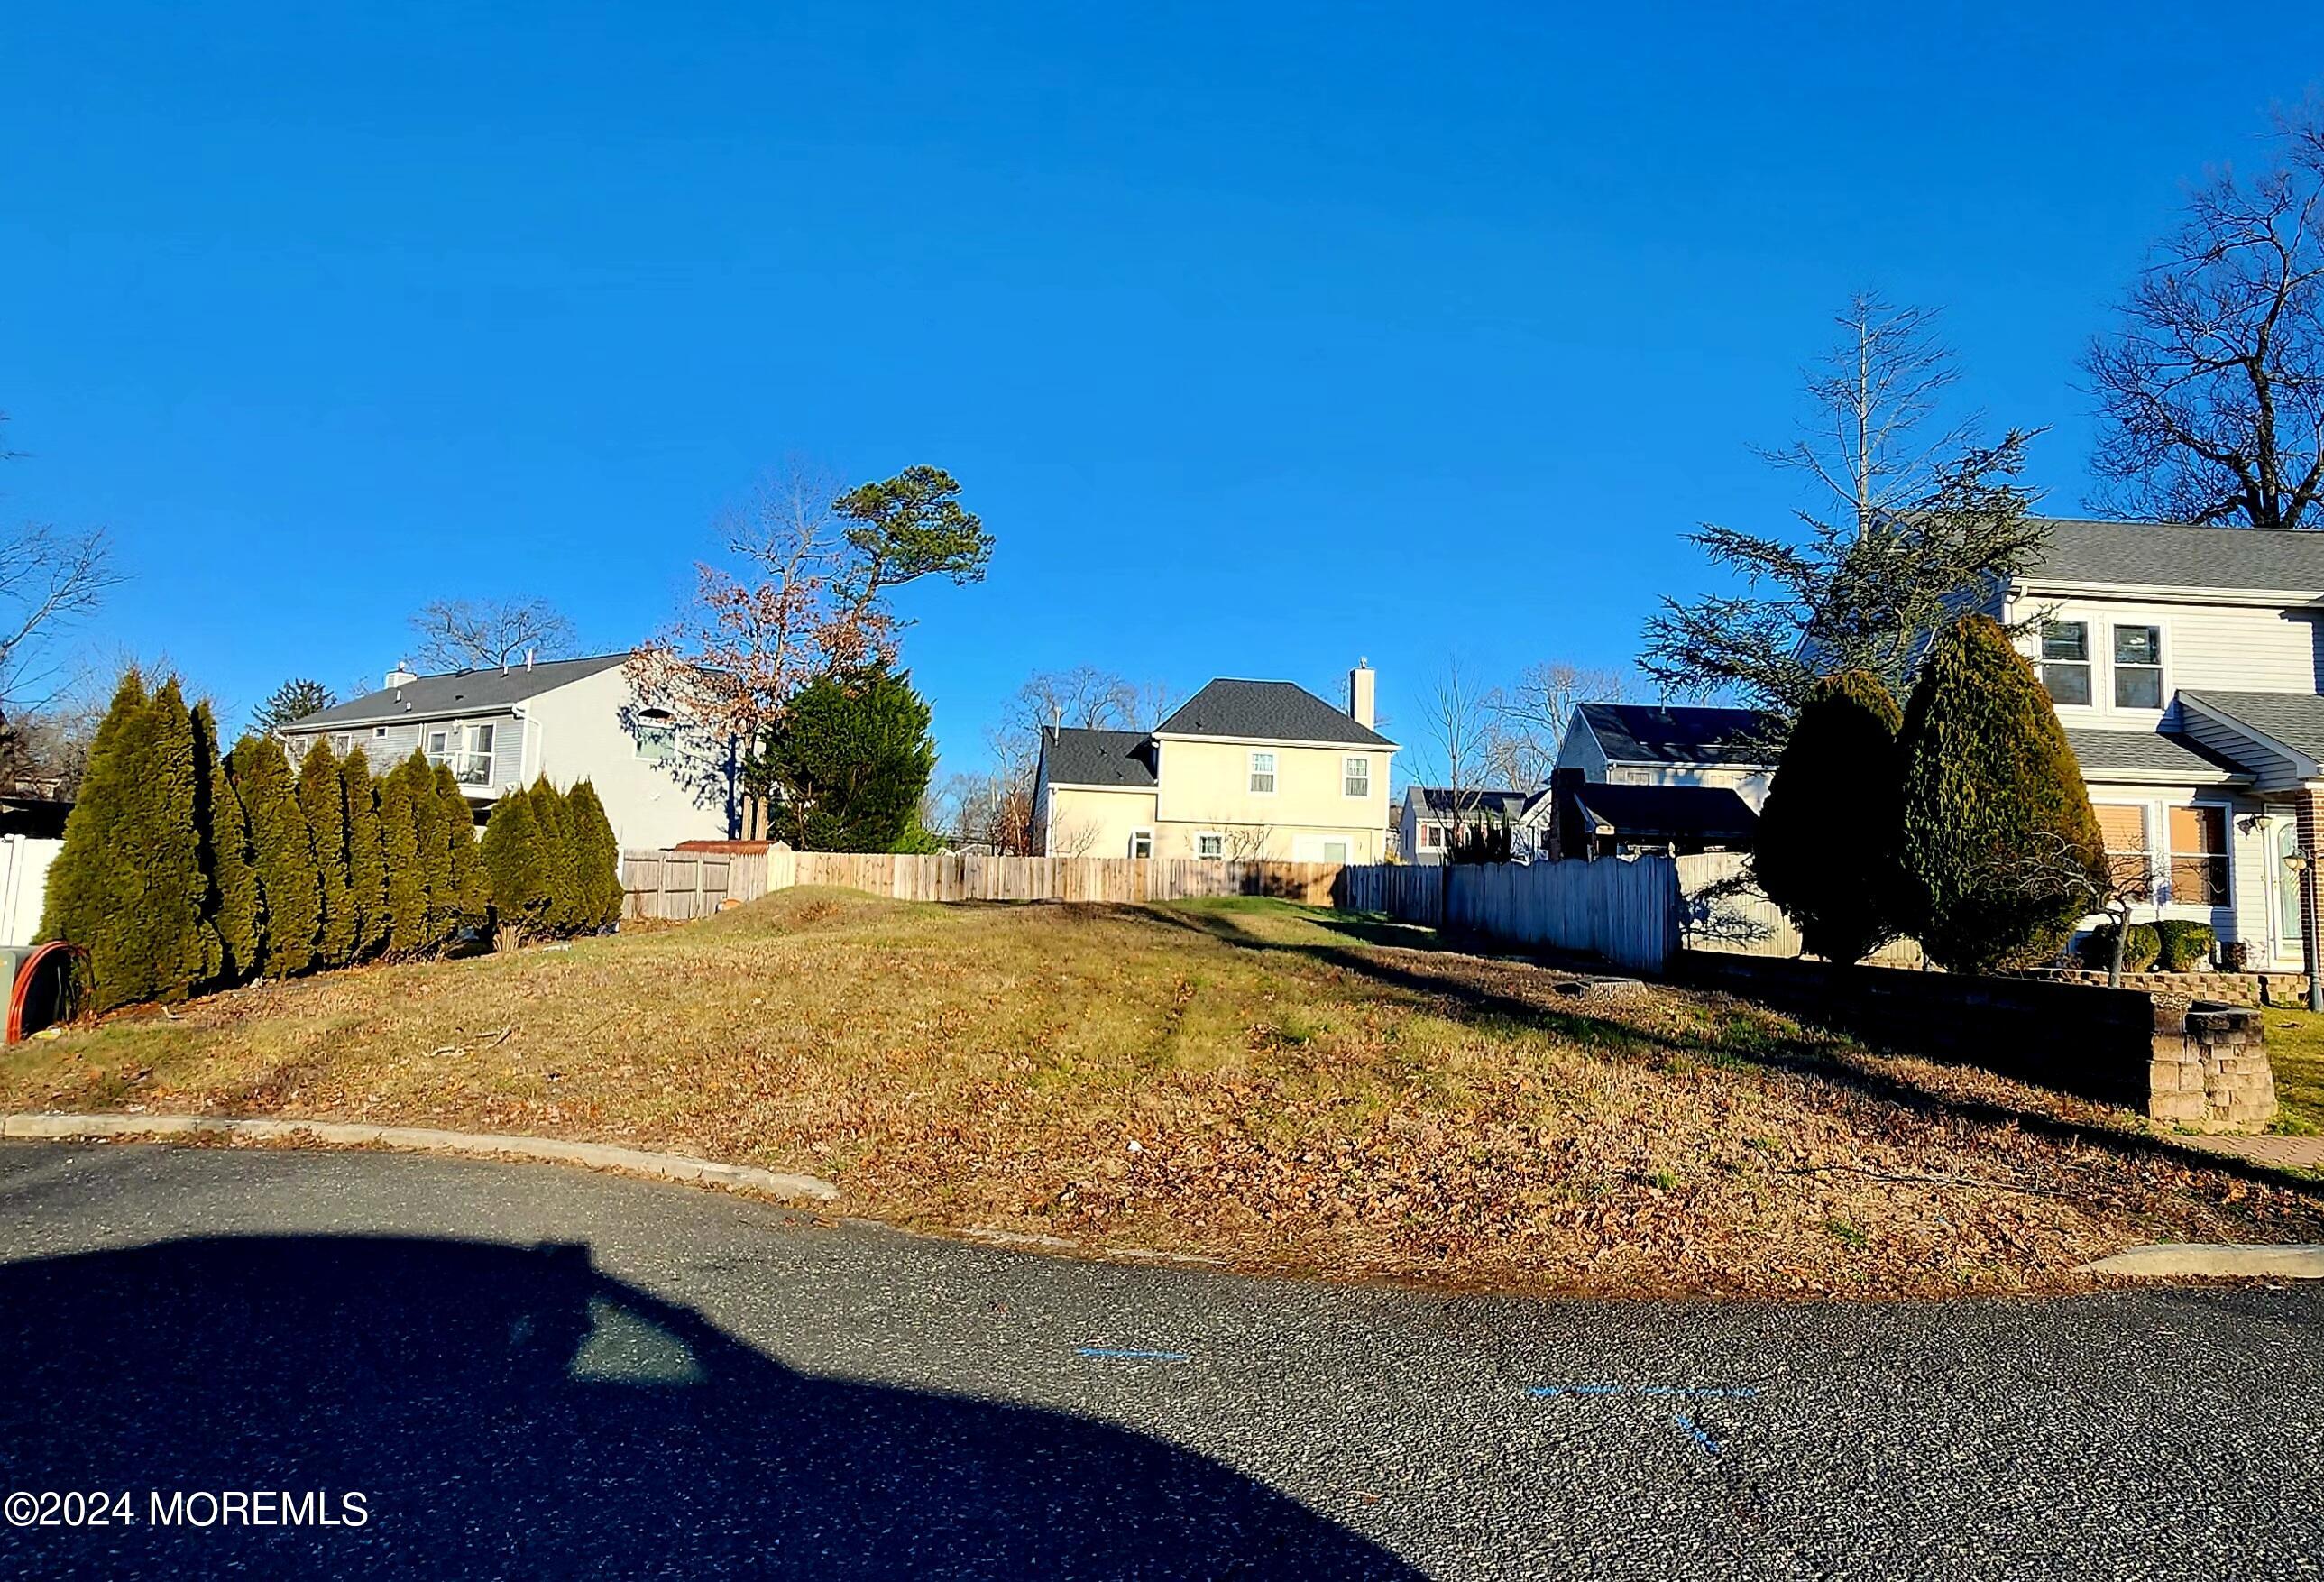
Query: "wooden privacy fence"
625 844 1709 974
621 848 771 921
1337 859 1683 971
622 849 1342 916
1673 851 1924 968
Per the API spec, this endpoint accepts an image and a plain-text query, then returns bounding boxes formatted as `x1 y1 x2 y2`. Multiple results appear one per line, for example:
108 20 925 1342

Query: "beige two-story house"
1033 665 1396 862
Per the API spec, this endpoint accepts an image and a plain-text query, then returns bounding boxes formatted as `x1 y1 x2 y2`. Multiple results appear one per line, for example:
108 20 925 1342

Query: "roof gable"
284 653 631 730
1155 678 1394 748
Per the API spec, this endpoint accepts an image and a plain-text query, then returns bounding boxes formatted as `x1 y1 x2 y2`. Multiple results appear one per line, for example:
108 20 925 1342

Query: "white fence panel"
0 835 57 948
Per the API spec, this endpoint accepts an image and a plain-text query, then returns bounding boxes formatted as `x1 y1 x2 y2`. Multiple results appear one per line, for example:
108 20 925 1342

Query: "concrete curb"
0 1112 840 1204
2080 1243 2324 1279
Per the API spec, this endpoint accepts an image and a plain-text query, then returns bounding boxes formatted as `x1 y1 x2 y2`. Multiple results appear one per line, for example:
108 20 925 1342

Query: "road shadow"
1151 902 2324 1206
0 1235 1423 1580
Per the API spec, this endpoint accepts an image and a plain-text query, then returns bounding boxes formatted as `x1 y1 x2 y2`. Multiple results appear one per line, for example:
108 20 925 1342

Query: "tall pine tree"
233 735 322 976
299 740 359 968
342 750 388 958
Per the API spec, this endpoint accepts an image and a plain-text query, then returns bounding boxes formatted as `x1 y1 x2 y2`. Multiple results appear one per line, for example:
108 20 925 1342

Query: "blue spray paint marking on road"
1674 1413 1721 1458
1529 1383 1759 1400
1077 1347 1191 1362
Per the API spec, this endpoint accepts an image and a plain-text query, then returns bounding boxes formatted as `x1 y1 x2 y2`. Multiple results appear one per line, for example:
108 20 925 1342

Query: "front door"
2270 815 2305 967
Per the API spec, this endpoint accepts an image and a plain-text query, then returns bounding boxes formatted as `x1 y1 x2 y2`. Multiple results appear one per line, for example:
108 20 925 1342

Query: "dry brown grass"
7 888 2319 1296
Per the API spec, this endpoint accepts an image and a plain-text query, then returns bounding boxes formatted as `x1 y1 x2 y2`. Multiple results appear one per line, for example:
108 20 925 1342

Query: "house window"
1197 832 1225 860
1343 756 1371 798
426 722 496 786
2039 621 2090 705
1322 840 1349 863
1129 830 1153 860
2094 804 2153 897
1248 750 1276 794
1422 822 1446 851
373 725 388 739
636 709 676 761
2113 625 2163 709
2168 805 2228 906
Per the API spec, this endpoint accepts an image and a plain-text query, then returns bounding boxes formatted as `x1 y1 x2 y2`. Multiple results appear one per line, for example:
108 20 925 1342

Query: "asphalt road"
0 1143 2317 1580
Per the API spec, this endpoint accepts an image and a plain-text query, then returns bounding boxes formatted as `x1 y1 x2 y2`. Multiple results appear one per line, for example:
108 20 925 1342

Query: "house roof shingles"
286 653 632 730
2064 727 2248 782
2027 517 2324 593
1411 786 1529 818
1156 679 1393 748
1576 703 1780 768
1572 782 1759 842
1040 727 1159 789
2179 691 2324 766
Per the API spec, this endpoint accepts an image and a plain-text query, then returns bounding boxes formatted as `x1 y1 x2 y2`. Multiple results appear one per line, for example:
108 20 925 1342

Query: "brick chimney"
1348 658 1375 730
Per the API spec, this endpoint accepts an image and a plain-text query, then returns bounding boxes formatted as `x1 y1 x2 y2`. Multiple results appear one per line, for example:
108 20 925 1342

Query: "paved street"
0 1141 2318 1579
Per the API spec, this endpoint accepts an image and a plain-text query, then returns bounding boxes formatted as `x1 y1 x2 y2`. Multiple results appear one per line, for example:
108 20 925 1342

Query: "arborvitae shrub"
42 672 211 1011
400 751 452 950
299 740 358 969
377 765 428 956
528 777 582 933
480 787 551 945
565 779 624 928
1896 615 2108 975
232 734 322 977
193 703 261 985
342 751 388 957
1753 670 1904 963
434 763 489 937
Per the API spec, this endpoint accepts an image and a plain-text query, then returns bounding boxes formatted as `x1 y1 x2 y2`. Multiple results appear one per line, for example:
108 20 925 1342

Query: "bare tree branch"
407 597 578 672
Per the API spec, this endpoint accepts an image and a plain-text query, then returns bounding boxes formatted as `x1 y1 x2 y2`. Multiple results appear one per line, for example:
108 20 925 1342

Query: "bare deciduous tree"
1416 658 1492 863
1482 660 1630 790
1643 294 2045 716
630 457 992 754
2085 104 2324 530
0 413 124 789
408 597 577 673
1992 830 2149 988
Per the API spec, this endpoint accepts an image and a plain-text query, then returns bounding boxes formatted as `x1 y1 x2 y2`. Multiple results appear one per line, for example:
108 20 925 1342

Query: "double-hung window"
2094 805 2153 897
2168 805 2228 906
1128 830 1153 860
1197 832 1226 860
1248 750 1276 795
426 722 495 785
2039 621 2091 705
2113 625 2163 709
1422 822 1446 851
1343 756 1371 798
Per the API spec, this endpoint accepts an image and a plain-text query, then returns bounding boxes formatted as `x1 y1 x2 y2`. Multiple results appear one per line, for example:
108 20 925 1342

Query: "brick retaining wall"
2013 968 2311 1007
1674 951 2278 1131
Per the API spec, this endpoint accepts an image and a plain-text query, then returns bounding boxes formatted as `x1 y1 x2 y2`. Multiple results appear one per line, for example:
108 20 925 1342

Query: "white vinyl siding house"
277 654 739 851
1981 518 2324 970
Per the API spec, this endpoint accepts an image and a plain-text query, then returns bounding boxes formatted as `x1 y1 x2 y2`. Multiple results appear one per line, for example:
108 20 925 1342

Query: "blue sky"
5 3 2320 771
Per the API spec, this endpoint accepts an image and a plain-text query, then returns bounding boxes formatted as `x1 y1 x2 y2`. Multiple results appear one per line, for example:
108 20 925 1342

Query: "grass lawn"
2252 1007 2324 1136
5 888 2319 1297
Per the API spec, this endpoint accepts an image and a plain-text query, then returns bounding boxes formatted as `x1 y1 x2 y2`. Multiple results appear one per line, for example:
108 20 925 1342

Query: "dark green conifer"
1896 614 2108 974
232 734 322 976
565 779 625 928
194 703 261 984
299 740 358 968
377 762 428 956
1753 670 1905 964
342 751 388 957
480 786 551 946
